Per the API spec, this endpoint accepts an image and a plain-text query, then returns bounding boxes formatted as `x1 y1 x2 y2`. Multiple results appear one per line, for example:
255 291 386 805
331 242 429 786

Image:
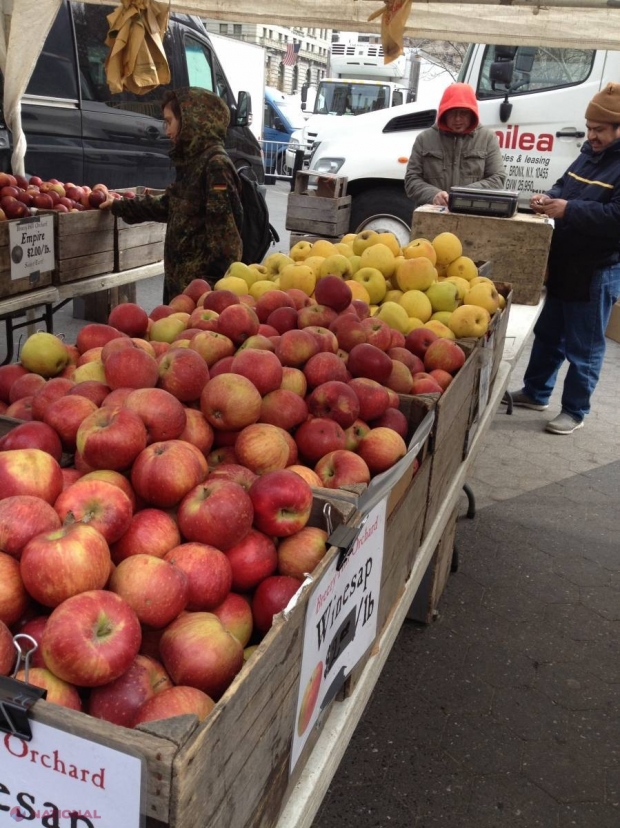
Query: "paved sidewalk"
313 338 620 828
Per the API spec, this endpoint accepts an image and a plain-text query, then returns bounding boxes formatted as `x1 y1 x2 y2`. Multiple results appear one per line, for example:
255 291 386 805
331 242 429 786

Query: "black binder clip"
323 502 368 571
0 633 46 742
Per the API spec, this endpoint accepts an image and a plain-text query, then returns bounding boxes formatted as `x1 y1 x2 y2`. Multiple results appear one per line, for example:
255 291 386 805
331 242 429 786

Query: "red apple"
15 667 81 711
357 427 407 475
304 325 339 355
314 275 352 312
188 308 219 331
76 406 147 470
258 323 279 338
9 372 46 402
249 470 313 537
280 366 307 397
285 288 313 310
202 289 240 314
286 465 322 487
88 654 172 727
0 619 15 675
234 423 290 475
259 389 308 430
200 373 262 431
32 192 54 210
405 327 438 360
0 495 61 560
386 360 413 394
429 368 454 391
347 343 393 384
68 380 111 406
215 303 259 346
209 355 235 377
18 616 49 668
159 611 244 700
252 576 303 634
274 329 319 367
297 304 338 330
78 470 137 513
0 364 28 403
133 685 215 725
20 523 111 607
104 347 159 390
0 551 30 626
150 304 175 322
77 346 104 367
231 349 283 396
109 555 188 628
424 339 466 374
255 290 295 323
411 374 444 395
347 377 390 421
307 381 360 429
31 377 74 421
111 508 181 564
360 317 392 351
266 306 298 334
314 449 371 489
41 590 141 687
156 347 210 402
123 387 187 442
164 542 232 611
61 468 84 490
343 419 372 451
131 439 207 508
100 337 137 363
212 593 253 647
5 397 34 420
0 420 62 461
101 387 134 411
76 323 127 354
178 408 214 456
169 294 196 314
224 528 278 592
177 479 253 551
277 527 329 579
371 407 409 439
207 446 237 468
0 448 63 504
208 463 257 491
183 278 212 303
329 315 367 352
295 418 347 465
54 479 133 544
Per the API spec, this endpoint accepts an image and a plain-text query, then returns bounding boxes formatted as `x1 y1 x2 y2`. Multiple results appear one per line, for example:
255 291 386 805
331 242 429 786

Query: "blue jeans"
523 263 620 421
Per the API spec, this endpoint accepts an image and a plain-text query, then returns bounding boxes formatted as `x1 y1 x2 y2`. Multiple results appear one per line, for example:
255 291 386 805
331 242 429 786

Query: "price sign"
0 719 144 827
290 498 387 771
9 215 55 282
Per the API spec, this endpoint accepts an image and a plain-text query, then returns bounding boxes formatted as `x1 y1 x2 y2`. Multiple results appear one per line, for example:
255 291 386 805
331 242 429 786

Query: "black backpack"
205 148 278 265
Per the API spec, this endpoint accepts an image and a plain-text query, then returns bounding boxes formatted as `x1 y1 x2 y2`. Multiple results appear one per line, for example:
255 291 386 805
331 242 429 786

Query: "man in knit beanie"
509 83 620 434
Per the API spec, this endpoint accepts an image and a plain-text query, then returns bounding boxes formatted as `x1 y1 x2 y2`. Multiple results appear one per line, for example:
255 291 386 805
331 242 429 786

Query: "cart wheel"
451 544 459 573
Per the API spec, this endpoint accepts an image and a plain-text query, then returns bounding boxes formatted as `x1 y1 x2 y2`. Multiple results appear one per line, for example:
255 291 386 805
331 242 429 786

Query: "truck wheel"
349 187 415 245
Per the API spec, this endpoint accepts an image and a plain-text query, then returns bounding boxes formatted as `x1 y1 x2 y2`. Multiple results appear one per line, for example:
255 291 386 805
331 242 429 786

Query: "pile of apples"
220 229 504 343
0 171 133 220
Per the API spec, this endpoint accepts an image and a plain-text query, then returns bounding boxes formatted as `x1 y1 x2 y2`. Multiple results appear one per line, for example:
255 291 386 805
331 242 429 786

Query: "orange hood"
437 83 479 133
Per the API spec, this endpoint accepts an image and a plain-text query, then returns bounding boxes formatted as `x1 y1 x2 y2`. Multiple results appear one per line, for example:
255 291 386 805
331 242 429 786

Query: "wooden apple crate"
412 205 553 305
0 217 53 297
23 493 357 828
421 339 480 536
407 504 459 624
286 172 351 238
52 210 115 284
115 187 166 272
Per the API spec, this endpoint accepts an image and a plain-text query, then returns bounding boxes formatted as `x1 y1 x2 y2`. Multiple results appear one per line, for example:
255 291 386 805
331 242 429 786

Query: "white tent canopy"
2 0 620 173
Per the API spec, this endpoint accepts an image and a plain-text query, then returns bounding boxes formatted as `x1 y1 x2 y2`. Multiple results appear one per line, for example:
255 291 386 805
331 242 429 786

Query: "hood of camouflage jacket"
169 87 230 165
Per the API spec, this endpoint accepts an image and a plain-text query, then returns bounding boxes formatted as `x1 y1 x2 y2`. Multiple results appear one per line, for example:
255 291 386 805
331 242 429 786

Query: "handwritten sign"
9 215 54 282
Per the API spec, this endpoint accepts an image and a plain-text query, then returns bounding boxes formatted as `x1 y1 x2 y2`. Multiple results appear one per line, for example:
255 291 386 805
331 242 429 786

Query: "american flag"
283 41 301 66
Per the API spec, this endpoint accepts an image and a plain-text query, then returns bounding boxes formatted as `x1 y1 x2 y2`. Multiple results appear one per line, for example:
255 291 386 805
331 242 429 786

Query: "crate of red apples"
0 246 478 826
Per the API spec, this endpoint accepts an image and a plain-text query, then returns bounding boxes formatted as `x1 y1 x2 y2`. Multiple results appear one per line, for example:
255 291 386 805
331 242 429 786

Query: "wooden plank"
294 172 348 198
58 230 115 259
117 222 166 249
117 242 165 273
412 206 553 305
408 504 458 624
0 267 53 298
56 210 115 237
54 251 116 284
55 262 164 301
0 286 58 315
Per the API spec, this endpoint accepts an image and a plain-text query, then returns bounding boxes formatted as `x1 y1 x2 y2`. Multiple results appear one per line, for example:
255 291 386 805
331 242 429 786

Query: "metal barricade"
259 139 313 188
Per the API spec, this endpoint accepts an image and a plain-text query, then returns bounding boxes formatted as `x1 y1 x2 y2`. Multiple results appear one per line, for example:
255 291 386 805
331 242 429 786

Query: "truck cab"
0 1 264 188
310 43 618 235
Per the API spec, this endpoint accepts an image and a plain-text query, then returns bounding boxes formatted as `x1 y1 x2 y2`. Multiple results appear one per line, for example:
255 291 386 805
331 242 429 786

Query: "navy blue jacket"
545 137 620 301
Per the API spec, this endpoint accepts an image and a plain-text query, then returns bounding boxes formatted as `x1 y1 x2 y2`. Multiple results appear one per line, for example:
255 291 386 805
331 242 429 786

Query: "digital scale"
448 187 519 218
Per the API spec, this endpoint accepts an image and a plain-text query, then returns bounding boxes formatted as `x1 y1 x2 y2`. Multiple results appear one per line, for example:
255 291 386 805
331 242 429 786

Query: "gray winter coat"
404 125 506 208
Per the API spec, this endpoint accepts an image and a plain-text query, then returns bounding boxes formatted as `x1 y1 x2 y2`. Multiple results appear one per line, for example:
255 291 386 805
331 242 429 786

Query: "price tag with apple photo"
8 215 55 283
290 497 387 771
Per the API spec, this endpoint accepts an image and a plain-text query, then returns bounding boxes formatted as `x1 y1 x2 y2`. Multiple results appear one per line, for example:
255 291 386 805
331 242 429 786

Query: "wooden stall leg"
462 483 476 519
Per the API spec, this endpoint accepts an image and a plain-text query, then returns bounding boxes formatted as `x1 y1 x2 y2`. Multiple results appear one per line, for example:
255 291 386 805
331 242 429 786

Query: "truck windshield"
314 82 392 116
456 45 474 83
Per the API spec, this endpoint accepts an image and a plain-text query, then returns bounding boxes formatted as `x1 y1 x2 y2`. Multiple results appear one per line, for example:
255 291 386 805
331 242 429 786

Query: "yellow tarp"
105 0 171 96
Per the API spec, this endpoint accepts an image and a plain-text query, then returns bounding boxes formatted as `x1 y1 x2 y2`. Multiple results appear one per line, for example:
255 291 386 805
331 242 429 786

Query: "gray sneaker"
508 390 549 411
545 412 584 435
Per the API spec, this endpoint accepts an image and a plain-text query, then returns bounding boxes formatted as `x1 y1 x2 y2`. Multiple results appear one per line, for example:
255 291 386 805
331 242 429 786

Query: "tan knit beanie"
585 83 620 123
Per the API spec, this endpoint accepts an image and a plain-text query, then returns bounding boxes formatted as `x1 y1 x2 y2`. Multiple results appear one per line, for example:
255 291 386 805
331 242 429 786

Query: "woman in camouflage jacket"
108 87 243 302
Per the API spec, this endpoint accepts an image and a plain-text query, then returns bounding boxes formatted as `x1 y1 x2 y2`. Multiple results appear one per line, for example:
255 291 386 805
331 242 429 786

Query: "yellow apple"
445 276 470 301
311 239 337 258
360 243 396 278
149 317 187 343
249 280 279 299
264 252 294 278
289 240 314 261
345 279 371 304
319 254 352 280
403 238 437 264
71 360 107 384
384 289 404 304
399 290 433 322
340 233 357 246
348 255 362 274
376 301 410 333
425 320 456 340
404 317 425 333
224 261 258 287
248 263 269 277
432 232 463 266
279 263 317 296
333 242 353 256
353 267 387 304
468 276 495 288
304 255 325 279
425 281 460 313
20 332 69 378
465 282 500 314
168 312 191 324
351 229 379 256
447 256 478 281
375 232 401 256
214 275 248 295
396 257 437 292
449 304 491 338
499 294 506 310
431 311 453 326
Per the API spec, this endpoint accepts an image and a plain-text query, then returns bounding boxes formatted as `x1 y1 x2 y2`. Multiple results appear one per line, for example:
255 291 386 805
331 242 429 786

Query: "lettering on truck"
495 125 555 193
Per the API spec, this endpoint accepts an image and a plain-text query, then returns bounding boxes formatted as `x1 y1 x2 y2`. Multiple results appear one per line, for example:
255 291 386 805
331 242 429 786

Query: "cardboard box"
606 300 620 344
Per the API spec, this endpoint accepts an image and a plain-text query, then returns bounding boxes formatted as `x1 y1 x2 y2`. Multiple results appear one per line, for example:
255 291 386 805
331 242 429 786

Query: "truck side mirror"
494 45 517 61
301 85 308 104
392 90 403 107
490 59 515 88
235 91 251 128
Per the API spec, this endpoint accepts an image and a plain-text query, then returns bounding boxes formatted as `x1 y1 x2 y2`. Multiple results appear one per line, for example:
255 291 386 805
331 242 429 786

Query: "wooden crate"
52 210 115 284
0 217 53 298
407 505 458 624
422 340 480 536
286 193 351 238
25 493 356 828
412 205 553 305
114 187 166 273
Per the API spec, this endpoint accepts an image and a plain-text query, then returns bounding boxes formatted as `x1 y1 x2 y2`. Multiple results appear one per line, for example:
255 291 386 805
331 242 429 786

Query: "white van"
309 44 619 234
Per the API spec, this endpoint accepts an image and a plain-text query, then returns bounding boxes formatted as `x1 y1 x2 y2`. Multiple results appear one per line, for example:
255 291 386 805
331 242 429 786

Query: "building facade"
203 21 331 94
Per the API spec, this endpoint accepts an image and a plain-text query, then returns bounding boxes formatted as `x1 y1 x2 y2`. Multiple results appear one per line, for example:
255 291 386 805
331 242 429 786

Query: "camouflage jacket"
111 88 243 300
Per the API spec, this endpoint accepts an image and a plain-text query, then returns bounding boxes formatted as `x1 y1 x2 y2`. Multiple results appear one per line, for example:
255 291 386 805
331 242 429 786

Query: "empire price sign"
291 498 387 771
0 719 143 827
9 214 55 282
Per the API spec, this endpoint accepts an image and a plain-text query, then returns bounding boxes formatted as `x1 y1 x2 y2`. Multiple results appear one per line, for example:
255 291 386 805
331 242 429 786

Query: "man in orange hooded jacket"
405 83 505 208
